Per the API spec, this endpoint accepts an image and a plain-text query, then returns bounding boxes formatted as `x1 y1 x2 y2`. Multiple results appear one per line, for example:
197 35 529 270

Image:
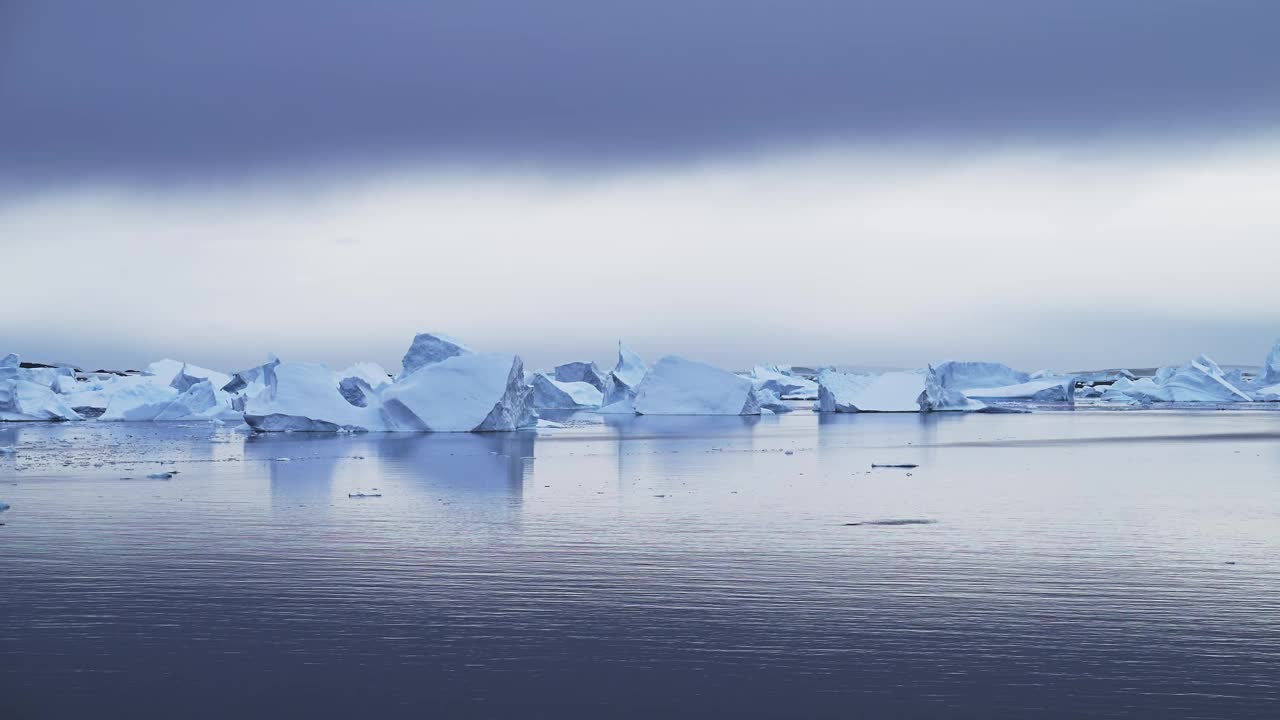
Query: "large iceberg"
603 342 648 406
962 377 1076 402
0 353 76 391
0 379 82 421
530 373 603 410
633 356 761 415
748 365 819 400
816 369 925 412
381 353 534 432
398 333 472 379
1250 341 1280 400
244 362 389 432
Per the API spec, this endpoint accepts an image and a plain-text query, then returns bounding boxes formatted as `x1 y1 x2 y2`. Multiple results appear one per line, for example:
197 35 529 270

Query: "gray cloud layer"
3 1 1279 184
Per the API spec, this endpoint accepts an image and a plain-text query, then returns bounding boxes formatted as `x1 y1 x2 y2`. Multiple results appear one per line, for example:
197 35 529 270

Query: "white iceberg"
0 379 83 422
817 369 925 412
398 333 472 379
244 362 389 432
633 356 761 415
530 373 603 410
99 378 238 421
221 356 281 400
603 341 648 405
749 365 819 400
381 352 534 432
0 354 76 391
962 377 1076 402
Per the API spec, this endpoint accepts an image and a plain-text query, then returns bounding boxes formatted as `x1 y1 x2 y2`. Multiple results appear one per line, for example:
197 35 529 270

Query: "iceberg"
144 358 232 390
381 352 534 432
962 377 1076 402
398 333 472 379
0 379 83 422
929 361 1030 391
817 369 925 413
1103 355 1251 403
919 366 987 412
553 361 612 395
749 365 819 400
0 353 76 391
530 373 603 410
754 388 792 413
99 377 237 421
633 356 761 415
244 362 389 432
603 341 648 405
221 356 281 398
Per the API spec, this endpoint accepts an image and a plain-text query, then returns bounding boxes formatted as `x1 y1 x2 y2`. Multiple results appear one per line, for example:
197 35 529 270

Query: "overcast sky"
2 1 1278 372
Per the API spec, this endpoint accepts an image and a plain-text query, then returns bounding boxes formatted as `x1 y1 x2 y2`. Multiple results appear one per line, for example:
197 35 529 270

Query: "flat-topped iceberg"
381 352 534 432
634 356 761 415
748 365 819 400
817 369 925 413
962 377 1076 402
530 373 604 410
398 333 472 379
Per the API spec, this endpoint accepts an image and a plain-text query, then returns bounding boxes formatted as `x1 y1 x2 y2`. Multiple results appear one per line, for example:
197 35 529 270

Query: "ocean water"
2 411 1278 719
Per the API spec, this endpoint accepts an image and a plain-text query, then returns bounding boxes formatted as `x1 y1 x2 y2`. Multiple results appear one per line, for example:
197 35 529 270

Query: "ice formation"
553 361 612 395
925 361 1075 404
1100 355 1252 403
918 366 987 412
603 342 648 405
244 362 389 432
144 359 232 391
816 369 925 413
530 373 604 410
398 333 472 379
381 353 534 432
634 356 761 415
748 365 819 400
754 388 792 413
0 379 82 421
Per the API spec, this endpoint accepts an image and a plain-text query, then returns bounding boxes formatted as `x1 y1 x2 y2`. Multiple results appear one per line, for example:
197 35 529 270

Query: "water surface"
2 412 1278 718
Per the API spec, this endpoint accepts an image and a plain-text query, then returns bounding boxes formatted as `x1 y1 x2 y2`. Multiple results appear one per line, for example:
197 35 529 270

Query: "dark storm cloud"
2 0 1278 184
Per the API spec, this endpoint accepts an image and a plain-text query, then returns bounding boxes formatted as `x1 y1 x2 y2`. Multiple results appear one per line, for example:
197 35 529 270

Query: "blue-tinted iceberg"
381 352 534 432
602 342 648 406
749 365 819 400
530 373 603 410
634 356 760 415
0 379 82 421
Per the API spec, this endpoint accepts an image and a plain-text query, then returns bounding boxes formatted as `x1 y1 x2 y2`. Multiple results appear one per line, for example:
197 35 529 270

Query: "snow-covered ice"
634 356 761 415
